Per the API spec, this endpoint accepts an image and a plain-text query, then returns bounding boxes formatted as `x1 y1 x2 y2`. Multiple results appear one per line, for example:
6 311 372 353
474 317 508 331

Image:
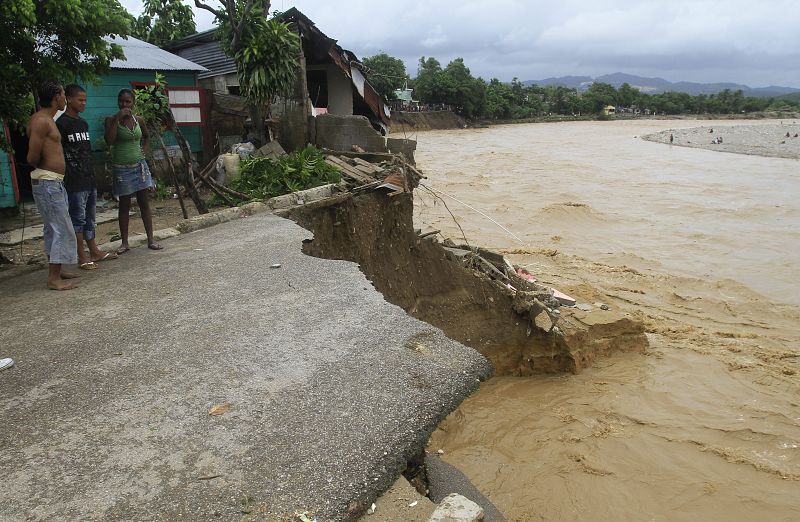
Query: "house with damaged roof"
166 7 415 159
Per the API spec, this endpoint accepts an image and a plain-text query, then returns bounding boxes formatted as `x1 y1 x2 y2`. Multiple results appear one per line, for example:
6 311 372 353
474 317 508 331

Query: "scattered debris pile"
438 241 567 335
322 149 422 196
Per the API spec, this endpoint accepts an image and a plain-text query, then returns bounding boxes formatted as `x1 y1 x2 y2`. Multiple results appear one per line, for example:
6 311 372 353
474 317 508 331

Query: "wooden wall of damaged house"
84 70 208 189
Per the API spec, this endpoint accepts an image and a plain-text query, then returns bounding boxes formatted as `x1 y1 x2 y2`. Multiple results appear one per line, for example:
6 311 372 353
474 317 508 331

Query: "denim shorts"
67 188 98 241
32 180 78 265
112 159 154 197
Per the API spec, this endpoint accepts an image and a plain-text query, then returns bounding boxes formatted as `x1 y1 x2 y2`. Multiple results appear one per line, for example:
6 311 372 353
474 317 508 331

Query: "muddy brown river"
413 120 800 521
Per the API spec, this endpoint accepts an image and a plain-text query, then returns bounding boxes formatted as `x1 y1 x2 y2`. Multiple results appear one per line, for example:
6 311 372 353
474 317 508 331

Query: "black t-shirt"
56 113 94 192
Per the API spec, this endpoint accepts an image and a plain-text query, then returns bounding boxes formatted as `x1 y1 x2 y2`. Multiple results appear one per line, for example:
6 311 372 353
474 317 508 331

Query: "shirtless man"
27 80 79 290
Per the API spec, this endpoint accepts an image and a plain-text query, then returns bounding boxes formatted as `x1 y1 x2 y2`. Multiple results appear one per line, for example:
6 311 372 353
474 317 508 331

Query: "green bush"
230 145 341 200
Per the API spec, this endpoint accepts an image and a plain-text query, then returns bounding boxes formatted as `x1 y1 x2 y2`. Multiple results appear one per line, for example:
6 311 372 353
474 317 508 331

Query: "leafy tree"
542 85 578 115
586 81 617 110
362 53 408 100
132 0 196 47
0 0 130 149
413 56 444 104
194 0 300 144
617 83 639 107
484 78 513 119
442 58 484 118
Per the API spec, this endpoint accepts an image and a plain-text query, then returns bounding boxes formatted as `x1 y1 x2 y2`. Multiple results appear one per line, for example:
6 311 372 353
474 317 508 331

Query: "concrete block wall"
386 137 417 163
314 114 388 153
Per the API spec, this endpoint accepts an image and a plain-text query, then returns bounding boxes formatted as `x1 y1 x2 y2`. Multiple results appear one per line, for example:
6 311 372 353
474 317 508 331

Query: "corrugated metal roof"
107 36 207 72
164 30 235 79
172 41 237 79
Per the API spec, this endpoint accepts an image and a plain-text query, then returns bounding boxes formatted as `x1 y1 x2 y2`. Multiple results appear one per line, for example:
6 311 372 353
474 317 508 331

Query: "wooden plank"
351 157 380 172
325 156 371 179
353 164 379 177
325 158 372 184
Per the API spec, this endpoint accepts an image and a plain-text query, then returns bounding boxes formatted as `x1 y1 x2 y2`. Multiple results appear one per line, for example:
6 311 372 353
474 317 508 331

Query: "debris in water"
516 267 537 282
408 500 418 507
270 263 282 269
367 503 376 514
551 288 576 307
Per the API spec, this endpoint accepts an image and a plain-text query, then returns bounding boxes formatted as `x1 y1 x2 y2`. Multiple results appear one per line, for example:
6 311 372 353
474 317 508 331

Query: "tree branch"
193 0 224 20
231 0 256 52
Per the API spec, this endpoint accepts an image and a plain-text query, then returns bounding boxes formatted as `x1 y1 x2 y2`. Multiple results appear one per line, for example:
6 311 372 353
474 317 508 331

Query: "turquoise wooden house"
0 123 20 211
0 36 207 211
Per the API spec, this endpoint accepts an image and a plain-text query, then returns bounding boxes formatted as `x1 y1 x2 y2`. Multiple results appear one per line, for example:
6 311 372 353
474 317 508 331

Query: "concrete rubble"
428 494 484 522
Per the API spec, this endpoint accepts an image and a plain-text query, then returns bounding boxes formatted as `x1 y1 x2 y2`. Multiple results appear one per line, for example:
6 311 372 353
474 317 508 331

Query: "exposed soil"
390 111 467 136
287 191 648 376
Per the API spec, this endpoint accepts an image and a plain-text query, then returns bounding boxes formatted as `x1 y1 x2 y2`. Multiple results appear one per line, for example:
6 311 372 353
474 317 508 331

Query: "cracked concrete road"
0 211 492 521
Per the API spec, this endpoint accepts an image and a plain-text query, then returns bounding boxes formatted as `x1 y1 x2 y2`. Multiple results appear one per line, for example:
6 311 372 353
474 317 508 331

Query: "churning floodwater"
412 119 800 305
412 120 800 521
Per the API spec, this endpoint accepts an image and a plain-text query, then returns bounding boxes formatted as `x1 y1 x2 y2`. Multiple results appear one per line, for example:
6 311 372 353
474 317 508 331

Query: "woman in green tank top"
104 89 162 252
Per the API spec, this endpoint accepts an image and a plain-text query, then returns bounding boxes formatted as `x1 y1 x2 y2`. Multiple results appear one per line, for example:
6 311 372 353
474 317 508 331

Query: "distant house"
603 105 616 115
166 8 393 151
0 37 207 210
392 87 418 111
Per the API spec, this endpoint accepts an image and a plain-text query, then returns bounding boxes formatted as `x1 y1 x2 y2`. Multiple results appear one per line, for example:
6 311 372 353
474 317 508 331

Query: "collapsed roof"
166 8 390 126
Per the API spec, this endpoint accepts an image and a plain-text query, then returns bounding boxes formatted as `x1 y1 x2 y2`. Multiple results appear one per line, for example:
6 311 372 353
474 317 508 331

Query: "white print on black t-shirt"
66 132 90 143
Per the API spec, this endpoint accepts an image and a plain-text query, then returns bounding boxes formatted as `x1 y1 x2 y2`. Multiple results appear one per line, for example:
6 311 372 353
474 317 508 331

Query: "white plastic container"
222 153 241 184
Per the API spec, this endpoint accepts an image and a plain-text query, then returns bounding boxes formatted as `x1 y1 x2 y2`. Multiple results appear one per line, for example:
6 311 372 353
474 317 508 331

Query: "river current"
412 120 800 521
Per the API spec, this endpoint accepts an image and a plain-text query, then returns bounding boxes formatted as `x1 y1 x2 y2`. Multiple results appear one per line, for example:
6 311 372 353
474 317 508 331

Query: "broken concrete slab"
425 454 505 522
0 212 492 520
428 494 484 522
267 184 337 210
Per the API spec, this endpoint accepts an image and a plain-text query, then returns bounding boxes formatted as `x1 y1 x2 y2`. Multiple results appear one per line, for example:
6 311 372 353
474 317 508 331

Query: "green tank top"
111 120 145 164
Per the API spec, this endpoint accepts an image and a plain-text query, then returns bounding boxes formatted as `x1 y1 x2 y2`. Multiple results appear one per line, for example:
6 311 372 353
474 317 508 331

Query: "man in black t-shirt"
56 84 117 268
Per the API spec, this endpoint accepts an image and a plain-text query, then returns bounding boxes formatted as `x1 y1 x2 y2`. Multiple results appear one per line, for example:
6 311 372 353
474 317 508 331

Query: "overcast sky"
122 0 800 88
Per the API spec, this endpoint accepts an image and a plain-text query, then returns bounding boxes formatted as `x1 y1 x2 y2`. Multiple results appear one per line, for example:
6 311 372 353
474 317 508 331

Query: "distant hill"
526 75 592 89
523 72 800 98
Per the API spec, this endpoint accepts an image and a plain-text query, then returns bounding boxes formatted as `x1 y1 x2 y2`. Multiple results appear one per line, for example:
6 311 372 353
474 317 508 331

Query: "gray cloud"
122 0 800 88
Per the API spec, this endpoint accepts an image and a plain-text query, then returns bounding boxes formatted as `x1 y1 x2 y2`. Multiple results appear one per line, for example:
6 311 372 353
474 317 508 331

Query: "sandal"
79 262 99 270
116 246 131 255
95 252 118 262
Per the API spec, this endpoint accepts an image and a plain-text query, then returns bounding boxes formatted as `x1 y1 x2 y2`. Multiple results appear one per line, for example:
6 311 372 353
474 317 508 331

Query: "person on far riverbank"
104 89 162 253
57 84 118 269
27 80 79 290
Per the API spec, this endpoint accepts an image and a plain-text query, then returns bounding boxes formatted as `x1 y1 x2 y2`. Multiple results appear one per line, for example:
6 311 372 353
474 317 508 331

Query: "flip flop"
116 246 131 255
0 358 13 371
148 243 164 251
79 262 99 270
96 252 118 262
